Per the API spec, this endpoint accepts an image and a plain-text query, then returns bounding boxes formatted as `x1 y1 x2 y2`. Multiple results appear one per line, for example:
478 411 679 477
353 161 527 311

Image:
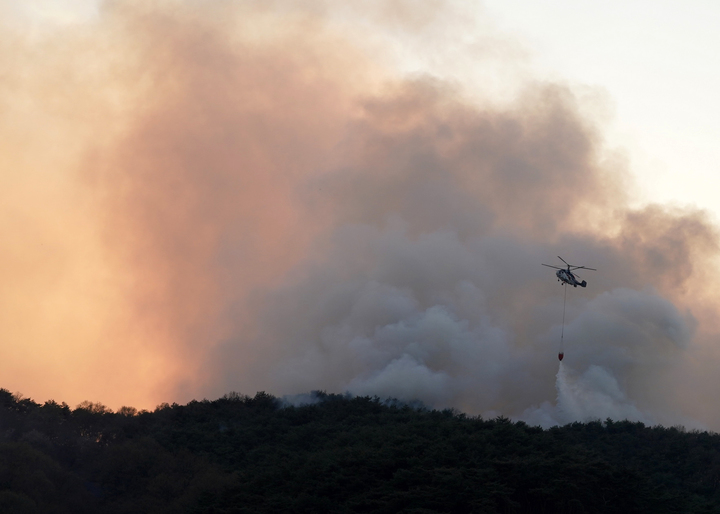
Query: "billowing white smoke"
209 217 701 425
524 363 650 428
556 364 648 423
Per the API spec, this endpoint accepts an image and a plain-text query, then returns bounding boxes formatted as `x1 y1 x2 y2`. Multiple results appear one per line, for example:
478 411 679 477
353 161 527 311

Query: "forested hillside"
0 389 719 513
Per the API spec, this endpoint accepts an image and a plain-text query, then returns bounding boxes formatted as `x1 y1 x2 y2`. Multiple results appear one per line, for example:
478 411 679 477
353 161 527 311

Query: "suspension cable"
561 282 567 345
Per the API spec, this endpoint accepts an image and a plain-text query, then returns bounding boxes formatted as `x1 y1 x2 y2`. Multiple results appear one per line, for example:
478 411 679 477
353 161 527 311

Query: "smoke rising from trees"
1 0 719 427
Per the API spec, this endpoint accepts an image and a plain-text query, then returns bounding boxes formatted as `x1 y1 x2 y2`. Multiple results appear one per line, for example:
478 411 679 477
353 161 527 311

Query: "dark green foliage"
0 388 720 513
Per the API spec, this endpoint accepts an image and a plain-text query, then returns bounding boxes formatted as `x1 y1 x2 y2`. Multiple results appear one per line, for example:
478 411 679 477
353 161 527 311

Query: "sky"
483 0 720 217
2 0 720 429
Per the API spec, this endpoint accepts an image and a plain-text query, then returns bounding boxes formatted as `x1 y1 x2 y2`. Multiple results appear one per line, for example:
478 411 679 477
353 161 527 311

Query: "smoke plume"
2 0 720 428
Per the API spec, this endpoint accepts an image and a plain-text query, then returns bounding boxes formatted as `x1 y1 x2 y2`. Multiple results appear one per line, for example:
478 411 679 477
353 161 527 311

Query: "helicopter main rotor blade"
557 256 570 266
571 266 597 271
542 264 563 270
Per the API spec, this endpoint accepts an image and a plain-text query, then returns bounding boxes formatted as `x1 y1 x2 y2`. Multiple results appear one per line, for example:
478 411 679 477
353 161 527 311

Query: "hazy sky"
3 1 720 429
483 0 720 215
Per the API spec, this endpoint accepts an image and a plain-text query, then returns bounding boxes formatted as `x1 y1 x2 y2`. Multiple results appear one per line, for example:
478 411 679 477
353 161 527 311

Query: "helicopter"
542 256 596 288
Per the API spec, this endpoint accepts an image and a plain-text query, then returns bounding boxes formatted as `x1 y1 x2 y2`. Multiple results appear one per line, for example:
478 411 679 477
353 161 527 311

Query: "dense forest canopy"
0 388 719 513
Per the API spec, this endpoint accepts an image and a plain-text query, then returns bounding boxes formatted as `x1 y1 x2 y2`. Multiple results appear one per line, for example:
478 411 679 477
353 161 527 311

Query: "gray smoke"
201 76 717 427
3 0 717 426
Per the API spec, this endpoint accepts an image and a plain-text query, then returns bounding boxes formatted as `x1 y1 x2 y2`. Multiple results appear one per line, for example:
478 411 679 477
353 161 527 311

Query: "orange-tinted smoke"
0 0 386 408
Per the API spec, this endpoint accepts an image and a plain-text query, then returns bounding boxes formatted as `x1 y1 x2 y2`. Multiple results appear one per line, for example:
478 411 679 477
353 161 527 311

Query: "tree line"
0 388 719 513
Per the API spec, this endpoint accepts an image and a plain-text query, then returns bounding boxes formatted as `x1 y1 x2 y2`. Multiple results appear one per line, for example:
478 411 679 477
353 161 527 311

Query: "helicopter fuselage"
556 269 586 288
